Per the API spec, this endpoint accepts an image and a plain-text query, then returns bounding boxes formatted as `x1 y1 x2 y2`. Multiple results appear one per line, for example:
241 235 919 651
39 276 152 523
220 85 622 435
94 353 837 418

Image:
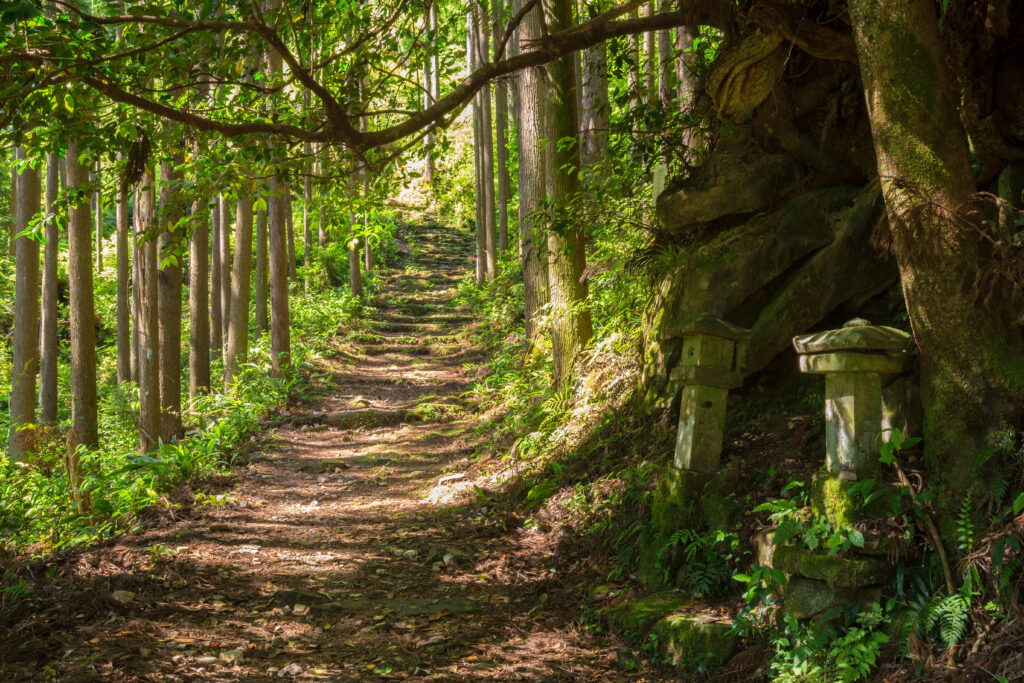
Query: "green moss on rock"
772 545 892 588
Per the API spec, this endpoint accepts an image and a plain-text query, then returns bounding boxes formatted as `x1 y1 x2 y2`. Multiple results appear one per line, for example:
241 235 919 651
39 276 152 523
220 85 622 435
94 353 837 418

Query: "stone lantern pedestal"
792 318 911 481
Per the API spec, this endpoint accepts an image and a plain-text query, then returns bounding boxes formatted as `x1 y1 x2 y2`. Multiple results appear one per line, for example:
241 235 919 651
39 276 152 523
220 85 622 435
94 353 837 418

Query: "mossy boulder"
600 591 736 670
783 577 885 620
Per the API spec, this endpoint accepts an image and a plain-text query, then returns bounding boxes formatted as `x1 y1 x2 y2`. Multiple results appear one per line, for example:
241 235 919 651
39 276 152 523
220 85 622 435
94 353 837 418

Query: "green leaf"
848 529 865 548
1013 492 1024 516
732 573 750 583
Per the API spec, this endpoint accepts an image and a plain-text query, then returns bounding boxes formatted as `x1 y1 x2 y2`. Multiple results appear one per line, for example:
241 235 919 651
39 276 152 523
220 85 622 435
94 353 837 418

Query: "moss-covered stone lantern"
669 314 751 474
792 318 912 479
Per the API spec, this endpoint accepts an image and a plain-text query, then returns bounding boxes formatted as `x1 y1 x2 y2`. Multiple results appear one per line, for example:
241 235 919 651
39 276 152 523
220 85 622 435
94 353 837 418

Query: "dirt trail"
1 220 655 682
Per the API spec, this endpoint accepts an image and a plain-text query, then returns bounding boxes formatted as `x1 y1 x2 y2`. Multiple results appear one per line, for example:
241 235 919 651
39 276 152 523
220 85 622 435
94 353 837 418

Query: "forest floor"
0 219 666 681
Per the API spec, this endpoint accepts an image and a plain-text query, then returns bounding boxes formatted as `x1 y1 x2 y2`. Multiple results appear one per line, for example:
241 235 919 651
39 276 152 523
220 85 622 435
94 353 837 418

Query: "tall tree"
475 0 498 279
422 4 436 185
848 0 1024 486
65 138 99 451
225 185 253 387
266 0 291 375
39 153 59 423
9 146 40 460
255 195 268 331
219 193 232 343
580 2 610 167
158 158 185 442
209 191 223 354
493 0 510 252
189 193 211 397
468 5 486 284
115 153 131 385
515 0 550 338
93 162 103 272
541 0 592 382
286 187 297 281
656 1 674 104
136 168 160 455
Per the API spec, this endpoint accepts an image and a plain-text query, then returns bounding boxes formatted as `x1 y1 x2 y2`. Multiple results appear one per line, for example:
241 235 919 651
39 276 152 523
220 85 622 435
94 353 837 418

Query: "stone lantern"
792 318 912 479
669 314 751 474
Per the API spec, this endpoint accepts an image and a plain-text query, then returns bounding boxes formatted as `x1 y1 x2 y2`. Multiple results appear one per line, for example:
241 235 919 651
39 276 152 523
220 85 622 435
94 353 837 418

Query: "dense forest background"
2 0 1024 680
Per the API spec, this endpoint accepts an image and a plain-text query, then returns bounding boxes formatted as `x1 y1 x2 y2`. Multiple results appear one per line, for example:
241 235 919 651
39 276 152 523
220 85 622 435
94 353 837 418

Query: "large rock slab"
644 185 881 407
657 152 802 234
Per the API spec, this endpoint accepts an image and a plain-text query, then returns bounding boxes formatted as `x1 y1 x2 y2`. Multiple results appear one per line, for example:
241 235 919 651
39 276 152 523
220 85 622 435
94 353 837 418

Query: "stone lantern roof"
792 318 911 355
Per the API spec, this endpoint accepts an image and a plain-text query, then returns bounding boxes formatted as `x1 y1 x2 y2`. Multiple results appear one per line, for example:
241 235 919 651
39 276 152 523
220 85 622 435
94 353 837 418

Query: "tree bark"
39 153 59 423
581 5 610 167
209 196 223 353
255 197 268 332
493 0 510 253
656 0 674 105
516 0 551 339
6 154 14 258
94 162 103 272
266 7 291 376
136 170 161 454
189 194 211 398
626 10 641 109
303 139 312 293
476 0 498 279
158 159 184 443
65 138 99 451
423 3 436 185
9 146 40 460
115 153 131 385
225 187 253 388
468 5 486 284
286 187 297 281
848 0 1024 487
542 0 593 383
219 193 232 340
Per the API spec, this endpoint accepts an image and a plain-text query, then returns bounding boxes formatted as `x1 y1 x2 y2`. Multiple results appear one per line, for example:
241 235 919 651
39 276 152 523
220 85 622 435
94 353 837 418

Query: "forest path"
4 219 647 682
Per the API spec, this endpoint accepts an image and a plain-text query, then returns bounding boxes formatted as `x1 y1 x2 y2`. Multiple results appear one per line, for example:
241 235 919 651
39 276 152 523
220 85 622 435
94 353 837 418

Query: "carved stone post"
670 314 750 474
793 318 911 479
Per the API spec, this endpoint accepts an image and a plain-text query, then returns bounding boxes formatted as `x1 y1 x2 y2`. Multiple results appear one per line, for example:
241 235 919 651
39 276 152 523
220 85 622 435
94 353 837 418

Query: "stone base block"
783 576 884 620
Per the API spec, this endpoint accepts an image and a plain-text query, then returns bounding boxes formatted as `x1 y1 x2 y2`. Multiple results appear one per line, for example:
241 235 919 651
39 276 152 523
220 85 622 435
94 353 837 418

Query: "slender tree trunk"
9 146 40 460
364 182 374 272
286 187 297 282
219 193 232 340
468 6 486 284
303 140 312 293
581 7 610 167
132 189 141 384
39 154 59 423
189 194 211 398
516 0 550 338
65 138 97 512
315 147 327 246
158 159 184 443
115 154 131 385
225 187 253 388
542 0 593 383
209 197 222 354
94 162 103 272
656 0 674 105
626 10 641 109
848 0 1024 487
136 171 160 454
676 25 699 154
475 0 498 279
494 0 510 253
7 155 15 258
423 3 436 185
348 233 363 298
255 198 268 332
266 10 291 376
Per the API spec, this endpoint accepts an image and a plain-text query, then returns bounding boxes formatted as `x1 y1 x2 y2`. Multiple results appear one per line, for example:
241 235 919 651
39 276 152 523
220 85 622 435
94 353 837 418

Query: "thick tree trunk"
209 197 223 354
266 9 291 377
136 171 161 454
641 1 656 106
626 10 641 108
848 0 1024 487
116 154 131 385
39 153 59 423
515 0 550 339
423 4 436 185
225 188 253 388
132 191 141 384
9 146 40 460
189 194 211 398
542 0 593 383
468 6 486 284
255 198 268 332
65 138 99 450
65 138 97 512
158 159 184 443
